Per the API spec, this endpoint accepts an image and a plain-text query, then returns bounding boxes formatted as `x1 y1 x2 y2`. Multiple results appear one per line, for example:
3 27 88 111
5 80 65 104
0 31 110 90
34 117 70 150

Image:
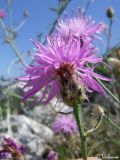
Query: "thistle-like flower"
47 150 58 160
56 10 104 46
52 115 78 135
0 150 9 159
0 137 25 160
17 35 111 106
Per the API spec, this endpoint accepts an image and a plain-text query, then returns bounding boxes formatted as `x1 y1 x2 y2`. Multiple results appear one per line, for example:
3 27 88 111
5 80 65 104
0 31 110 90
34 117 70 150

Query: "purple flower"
52 115 78 135
3 138 25 155
0 150 10 159
0 9 6 19
0 137 25 159
0 138 25 160
47 150 58 160
17 35 111 105
56 10 104 45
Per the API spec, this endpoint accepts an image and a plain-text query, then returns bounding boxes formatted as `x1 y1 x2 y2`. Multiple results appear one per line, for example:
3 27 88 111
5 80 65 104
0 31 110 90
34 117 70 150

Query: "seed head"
106 7 114 19
24 10 29 17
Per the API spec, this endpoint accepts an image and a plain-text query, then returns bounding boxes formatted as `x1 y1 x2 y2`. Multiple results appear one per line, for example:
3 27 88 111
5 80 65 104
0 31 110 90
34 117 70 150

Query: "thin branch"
96 78 120 105
103 114 120 131
86 63 120 105
85 114 104 136
9 41 27 67
0 19 27 66
106 19 113 53
14 17 28 32
48 0 71 35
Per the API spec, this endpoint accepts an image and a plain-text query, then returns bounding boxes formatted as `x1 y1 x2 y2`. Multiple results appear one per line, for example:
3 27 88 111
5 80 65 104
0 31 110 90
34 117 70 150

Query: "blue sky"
0 0 120 78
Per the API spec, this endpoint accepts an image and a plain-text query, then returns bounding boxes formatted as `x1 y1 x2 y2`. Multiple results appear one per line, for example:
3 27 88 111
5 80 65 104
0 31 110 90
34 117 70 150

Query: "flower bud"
24 10 29 17
106 7 114 19
61 78 87 107
108 57 120 68
96 106 104 115
47 150 58 160
0 9 6 19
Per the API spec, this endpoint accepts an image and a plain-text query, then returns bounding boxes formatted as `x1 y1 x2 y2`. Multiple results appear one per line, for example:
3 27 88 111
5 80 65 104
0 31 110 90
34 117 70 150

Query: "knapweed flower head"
47 150 58 160
0 150 9 160
56 9 104 45
52 115 78 135
3 138 25 156
17 35 111 106
0 9 6 19
0 137 25 160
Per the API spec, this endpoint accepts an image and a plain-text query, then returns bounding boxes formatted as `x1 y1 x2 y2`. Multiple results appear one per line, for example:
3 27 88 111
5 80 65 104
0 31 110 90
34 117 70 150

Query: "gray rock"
31 104 56 127
31 98 73 127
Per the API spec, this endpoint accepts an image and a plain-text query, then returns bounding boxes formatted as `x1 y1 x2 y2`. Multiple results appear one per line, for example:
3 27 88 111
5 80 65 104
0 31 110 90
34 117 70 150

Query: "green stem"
6 96 12 136
104 114 120 131
86 64 120 105
85 114 103 137
96 78 120 105
73 103 87 160
9 41 27 66
0 19 27 67
0 19 8 36
0 103 3 120
106 19 113 52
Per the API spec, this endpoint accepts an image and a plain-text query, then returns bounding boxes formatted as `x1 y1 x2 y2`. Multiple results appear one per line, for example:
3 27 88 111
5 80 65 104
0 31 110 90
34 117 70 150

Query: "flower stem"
73 103 87 160
96 78 120 105
9 41 27 67
85 113 103 137
103 114 120 131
